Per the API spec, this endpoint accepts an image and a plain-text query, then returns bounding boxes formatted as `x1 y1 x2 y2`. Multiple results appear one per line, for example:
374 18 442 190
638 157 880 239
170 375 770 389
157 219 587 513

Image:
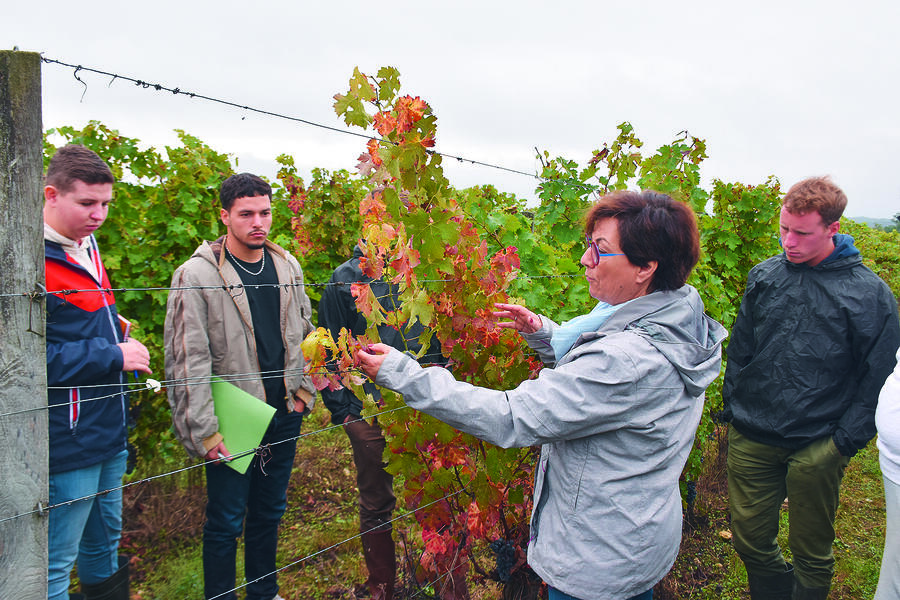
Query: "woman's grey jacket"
373 285 726 599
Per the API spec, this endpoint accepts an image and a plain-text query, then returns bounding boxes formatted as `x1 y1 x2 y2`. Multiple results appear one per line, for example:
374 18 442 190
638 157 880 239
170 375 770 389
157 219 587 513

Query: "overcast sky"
6 1 899 218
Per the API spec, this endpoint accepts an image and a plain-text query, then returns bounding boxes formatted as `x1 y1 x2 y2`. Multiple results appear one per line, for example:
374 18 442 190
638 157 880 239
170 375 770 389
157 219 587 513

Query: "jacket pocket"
566 438 590 516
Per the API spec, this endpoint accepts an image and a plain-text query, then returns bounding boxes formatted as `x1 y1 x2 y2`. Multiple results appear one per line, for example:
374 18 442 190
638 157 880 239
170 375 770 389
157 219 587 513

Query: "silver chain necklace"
225 241 265 276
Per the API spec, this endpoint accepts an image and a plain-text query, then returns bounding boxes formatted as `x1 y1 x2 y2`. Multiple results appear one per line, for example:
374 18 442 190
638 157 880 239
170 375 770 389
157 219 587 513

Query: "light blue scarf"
550 300 631 360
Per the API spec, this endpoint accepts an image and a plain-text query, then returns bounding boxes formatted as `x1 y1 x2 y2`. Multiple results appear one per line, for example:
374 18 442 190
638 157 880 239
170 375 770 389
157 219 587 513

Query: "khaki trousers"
727 427 850 589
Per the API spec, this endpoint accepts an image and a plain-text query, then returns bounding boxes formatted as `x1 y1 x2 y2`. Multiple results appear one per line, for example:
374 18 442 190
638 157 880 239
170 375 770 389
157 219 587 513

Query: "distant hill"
848 216 896 228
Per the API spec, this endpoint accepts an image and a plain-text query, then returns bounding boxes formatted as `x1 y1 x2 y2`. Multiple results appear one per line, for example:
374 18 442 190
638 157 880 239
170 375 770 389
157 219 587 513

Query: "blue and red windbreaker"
45 236 128 474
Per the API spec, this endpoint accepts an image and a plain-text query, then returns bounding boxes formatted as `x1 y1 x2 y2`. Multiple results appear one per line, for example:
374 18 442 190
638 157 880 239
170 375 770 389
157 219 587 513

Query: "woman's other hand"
356 343 394 380
493 303 541 334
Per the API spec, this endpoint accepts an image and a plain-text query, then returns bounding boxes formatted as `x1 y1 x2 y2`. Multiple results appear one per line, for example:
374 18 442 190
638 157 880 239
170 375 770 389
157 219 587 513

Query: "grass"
139 543 207 598
830 443 885 599
124 407 887 599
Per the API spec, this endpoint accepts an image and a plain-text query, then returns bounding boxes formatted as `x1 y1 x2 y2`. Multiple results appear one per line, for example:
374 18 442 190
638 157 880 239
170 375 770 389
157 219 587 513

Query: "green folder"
210 377 276 474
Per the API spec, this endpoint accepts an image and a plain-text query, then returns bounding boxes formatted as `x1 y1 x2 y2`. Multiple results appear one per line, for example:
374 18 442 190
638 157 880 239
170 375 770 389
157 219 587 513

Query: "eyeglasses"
585 235 625 264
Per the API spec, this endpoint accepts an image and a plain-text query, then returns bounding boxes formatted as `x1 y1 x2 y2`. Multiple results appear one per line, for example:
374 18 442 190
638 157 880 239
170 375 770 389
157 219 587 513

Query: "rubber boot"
792 579 831 599
747 564 794 600
81 555 130 600
361 530 396 600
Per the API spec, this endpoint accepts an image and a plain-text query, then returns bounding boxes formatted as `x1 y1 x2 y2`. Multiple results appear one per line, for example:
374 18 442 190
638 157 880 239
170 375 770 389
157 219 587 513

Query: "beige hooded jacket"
164 237 315 458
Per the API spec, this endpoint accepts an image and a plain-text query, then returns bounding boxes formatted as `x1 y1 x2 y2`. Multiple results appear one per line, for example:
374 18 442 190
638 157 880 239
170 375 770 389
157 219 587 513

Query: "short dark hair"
585 190 700 293
220 173 272 211
45 145 114 192
782 176 847 225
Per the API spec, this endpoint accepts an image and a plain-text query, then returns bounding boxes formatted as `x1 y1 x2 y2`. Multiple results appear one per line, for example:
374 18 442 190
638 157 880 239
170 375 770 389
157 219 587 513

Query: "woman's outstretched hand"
493 302 541 334
356 343 394 380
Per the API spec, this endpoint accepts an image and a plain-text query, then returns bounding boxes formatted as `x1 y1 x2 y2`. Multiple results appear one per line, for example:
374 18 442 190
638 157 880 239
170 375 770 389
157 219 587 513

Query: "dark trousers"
344 418 396 533
203 412 302 600
727 427 849 589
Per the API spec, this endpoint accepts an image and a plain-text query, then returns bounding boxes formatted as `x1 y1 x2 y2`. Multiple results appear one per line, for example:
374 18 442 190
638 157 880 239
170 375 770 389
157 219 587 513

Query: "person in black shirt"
164 173 316 600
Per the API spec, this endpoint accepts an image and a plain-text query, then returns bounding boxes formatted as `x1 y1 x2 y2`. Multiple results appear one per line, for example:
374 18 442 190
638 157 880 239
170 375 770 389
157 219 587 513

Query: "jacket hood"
822 233 860 263
597 286 727 397
191 238 221 266
191 236 289 268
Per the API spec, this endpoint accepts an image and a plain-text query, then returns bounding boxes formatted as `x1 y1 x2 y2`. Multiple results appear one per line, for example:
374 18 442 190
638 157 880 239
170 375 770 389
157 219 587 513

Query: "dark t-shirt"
225 248 287 411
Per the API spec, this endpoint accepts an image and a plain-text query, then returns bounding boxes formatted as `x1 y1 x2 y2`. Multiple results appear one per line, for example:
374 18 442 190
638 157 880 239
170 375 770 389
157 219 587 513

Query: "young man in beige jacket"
164 173 315 600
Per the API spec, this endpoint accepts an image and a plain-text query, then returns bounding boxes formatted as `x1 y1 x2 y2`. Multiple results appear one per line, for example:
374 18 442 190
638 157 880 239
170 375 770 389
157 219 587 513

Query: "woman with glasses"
357 190 726 600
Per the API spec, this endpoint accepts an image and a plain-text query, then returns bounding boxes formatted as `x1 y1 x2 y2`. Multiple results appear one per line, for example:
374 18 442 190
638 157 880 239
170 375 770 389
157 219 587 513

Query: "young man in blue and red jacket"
43 144 152 600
